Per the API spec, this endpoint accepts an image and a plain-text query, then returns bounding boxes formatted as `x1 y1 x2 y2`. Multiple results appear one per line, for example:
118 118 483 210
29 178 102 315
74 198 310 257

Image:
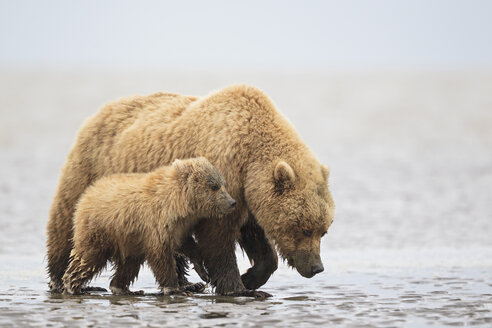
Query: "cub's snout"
219 189 236 214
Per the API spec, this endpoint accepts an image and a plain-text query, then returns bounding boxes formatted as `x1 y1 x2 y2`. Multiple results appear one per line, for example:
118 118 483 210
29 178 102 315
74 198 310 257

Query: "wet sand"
1 69 491 327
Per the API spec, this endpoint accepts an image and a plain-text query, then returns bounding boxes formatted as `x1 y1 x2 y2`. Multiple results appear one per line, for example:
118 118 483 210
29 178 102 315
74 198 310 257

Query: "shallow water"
1 70 491 327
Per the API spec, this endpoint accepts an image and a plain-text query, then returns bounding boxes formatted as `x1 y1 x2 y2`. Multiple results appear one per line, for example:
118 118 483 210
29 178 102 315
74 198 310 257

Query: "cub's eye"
302 230 313 237
211 185 220 191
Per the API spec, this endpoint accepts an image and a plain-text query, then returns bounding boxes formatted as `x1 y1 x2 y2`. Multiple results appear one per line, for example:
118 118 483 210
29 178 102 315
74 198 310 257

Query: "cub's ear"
274 160 296 188
172 159 191 177
321 164 330 181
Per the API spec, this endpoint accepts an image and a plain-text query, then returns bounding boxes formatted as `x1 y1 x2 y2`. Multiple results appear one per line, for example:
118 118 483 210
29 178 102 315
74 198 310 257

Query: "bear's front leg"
174 252 206 294
178 236 209 283
239 214 278 290
194 218 272 298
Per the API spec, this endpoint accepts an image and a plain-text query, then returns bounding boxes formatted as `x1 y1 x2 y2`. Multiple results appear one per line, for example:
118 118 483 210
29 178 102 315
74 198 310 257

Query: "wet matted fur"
62 158 235 294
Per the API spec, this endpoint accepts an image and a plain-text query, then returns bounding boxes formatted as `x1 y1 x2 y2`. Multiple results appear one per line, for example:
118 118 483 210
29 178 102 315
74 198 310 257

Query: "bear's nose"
311 263 324 276
229 199 236 208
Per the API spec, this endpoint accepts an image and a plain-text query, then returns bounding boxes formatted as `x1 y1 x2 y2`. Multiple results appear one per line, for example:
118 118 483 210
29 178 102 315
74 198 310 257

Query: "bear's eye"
302 230 313 237
211 185 220 191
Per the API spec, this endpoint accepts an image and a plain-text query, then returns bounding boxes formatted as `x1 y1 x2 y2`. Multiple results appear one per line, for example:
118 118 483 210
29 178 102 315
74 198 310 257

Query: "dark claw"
124 290 144 296
81 286 107 292
184 282 206 293
161 287 194 296
171 290 193 296
191 260 210 283
225 290 272 299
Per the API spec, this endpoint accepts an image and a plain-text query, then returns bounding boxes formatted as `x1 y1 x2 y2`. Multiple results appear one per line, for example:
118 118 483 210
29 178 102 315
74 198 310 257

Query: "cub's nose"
311 263 324 276
229 199 236 208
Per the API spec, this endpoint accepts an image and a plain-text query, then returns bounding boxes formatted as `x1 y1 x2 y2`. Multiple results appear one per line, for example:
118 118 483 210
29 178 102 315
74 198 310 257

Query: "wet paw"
225 290 273 299
241 261 275 290
63 287 86 295
81 286 107 292
48 281 64 293
130 290 145 296
184 282 206 293
241 270 258 290
161 287 193 296
110 286 144 295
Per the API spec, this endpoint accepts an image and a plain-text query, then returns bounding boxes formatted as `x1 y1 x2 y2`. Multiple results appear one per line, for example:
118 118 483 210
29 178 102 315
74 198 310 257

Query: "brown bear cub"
62 157 236 295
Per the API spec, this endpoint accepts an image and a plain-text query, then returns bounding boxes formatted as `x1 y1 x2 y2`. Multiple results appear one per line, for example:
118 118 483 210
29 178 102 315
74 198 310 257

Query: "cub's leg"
147 246 191 296
62 247 109 295
109 255 145 295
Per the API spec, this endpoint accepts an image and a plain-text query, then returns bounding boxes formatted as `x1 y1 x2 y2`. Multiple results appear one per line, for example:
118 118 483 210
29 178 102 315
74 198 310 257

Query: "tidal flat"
1 251 492 327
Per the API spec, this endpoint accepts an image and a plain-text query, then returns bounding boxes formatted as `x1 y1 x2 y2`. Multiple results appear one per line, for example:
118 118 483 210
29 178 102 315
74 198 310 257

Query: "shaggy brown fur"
47 85 334 295
62 158 236 295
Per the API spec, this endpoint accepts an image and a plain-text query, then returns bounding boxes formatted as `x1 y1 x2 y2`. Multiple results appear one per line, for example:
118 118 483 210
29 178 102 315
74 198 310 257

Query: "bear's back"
72 93 199 176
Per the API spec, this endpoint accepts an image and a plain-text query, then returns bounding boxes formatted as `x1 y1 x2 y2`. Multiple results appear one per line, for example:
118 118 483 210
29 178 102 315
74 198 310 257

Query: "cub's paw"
62 286 85 296
224 290 272 299
48 281 64 294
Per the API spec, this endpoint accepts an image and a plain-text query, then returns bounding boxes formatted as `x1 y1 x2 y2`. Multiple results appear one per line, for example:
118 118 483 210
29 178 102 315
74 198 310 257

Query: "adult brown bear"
46 85 335 295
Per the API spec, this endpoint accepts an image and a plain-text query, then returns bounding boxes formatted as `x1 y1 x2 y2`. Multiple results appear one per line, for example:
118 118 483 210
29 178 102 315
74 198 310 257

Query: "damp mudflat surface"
1 252 492 327
1 70 492 327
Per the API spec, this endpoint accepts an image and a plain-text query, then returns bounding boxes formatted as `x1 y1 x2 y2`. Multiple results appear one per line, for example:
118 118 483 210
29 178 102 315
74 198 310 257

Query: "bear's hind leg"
110 255 145 295
47 156 95 292
46 198 76 293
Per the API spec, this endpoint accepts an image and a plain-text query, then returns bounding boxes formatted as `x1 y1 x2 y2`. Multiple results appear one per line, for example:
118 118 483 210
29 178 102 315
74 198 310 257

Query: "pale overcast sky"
1 0 491 71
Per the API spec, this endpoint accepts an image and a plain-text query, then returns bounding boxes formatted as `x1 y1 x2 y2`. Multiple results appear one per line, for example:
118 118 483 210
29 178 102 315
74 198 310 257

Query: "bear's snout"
293 250 324 278
311 261 324 276
229 199 236 208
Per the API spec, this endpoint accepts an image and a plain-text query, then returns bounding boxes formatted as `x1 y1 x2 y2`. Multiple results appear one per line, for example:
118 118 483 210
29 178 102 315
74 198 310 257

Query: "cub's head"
245 158 334 278
173 157 236 217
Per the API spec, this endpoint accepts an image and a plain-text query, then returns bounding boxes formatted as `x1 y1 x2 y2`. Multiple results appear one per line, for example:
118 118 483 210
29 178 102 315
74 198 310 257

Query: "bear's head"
173 157 236 217
245 158 334 278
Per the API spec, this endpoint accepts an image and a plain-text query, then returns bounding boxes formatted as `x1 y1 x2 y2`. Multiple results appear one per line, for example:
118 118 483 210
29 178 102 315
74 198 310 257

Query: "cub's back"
73 172 146 231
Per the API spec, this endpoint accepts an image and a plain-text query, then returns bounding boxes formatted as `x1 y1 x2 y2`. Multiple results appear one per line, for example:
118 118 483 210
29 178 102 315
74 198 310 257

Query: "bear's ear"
321 164 330 181
274 160 296 188
172 159 184 169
